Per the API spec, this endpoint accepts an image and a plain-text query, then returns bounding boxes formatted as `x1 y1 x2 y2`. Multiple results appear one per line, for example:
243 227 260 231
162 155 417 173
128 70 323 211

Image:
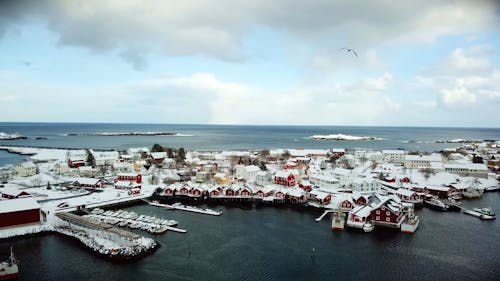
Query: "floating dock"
168 203 223 216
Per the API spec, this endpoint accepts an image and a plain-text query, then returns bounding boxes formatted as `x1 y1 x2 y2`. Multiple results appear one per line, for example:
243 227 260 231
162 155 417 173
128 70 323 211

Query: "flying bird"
339 47 358 57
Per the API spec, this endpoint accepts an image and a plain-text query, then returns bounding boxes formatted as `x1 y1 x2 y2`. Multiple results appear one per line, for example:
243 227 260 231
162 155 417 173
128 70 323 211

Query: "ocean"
0 123 499 281
1 195 499 281
1 122 499 152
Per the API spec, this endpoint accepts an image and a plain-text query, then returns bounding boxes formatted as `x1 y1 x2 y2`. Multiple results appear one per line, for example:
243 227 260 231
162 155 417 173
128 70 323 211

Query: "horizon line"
0 121 500 130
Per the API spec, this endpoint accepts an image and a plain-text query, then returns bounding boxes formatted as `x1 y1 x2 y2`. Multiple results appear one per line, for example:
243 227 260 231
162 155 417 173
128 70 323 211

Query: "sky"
0 0 499 127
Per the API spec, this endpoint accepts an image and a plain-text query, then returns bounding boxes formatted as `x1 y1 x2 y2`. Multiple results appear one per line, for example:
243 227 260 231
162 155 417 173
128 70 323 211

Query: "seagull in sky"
339 47 358 57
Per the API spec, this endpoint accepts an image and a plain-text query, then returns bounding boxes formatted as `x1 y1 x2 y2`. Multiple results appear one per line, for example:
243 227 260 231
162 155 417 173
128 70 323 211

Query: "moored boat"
462 187 484 199
0 247 19 280
424 196 449 211
331 210 345 231
473 208 496 220
362 222 374 233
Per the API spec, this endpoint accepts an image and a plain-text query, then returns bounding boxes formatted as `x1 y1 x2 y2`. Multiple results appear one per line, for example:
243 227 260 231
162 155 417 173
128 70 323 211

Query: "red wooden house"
240 186 253 197
274 171 296 187
1 188 32 200
369 196 405 226
351 193 369 205
115 173 142 183
189 185 204 198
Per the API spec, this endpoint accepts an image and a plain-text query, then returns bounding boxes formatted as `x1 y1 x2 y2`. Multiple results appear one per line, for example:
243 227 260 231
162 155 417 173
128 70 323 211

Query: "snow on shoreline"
62 132 194 137
310 134 383 141
0 146 69 162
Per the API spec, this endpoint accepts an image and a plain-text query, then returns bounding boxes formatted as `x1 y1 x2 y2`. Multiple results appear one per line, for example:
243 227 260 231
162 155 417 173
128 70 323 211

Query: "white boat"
362 222 374 233
462 187 484 199
401 215 420 234
331 211 345 231
424 196 449 211
0 247 19 280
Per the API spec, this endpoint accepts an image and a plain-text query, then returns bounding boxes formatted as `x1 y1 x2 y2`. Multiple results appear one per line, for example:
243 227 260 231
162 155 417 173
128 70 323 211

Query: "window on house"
386 217 390 222
376 216 380 220
386 211 390 216
376 210 380 215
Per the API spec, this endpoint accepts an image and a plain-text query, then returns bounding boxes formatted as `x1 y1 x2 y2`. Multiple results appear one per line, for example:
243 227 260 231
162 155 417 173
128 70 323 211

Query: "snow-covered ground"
0 223 52 239
0 146 69 162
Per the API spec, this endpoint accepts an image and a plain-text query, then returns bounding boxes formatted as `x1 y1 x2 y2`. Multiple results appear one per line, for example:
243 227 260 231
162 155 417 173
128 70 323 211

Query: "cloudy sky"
0 0 499 127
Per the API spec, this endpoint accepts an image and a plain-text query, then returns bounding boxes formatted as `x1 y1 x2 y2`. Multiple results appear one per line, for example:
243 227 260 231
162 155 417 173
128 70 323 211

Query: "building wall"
0 209 40 228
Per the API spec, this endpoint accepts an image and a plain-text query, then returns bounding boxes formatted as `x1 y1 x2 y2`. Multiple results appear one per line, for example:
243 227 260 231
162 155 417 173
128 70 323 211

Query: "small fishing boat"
473 208 496 220
362 222 374 233
0 247 18 280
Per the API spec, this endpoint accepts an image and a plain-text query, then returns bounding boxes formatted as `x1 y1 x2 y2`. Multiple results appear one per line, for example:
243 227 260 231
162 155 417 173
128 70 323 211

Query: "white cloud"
416 45 500 109
0 70 402 125
0 0 498 68
439 82 477 107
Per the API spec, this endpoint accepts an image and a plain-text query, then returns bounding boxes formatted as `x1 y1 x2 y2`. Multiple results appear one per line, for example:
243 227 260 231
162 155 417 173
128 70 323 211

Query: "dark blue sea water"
0 123 499 280
1 122 499 152
1 194 499 281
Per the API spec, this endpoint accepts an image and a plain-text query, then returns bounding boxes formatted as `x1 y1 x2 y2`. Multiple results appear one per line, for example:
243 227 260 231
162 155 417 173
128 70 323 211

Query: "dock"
55 212 157 259
169 203 222 216
315 210 334 222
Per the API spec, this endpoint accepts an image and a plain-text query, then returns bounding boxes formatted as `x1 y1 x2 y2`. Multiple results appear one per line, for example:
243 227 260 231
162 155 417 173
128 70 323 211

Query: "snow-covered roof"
114 181 141 188
287 188 304 198
117 173 140 177
73 177 102 185
352 205 372 217
275 170 293 178
19 162 36 168
331 168 352 176
395 188 416 197
151 152 167 159
382 150 405 154
426 185 449 191
405 154 442 162
0 198 40 213
0 187 30 197
245 165 261 173
310 173 339 183
444 163 488 171
78 166 94 171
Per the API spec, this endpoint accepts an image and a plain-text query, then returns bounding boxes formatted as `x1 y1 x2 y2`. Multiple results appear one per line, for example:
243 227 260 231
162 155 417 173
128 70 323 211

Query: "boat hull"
401 216 420 234
424 200 449 211
331 218 345 231
0 272 19 280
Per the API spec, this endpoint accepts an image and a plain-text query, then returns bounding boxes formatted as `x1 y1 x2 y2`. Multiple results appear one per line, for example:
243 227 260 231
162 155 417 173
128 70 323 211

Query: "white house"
444 163 489 178
382 150 405 164
255 171 272 186
112 162 132 173
15 162 37 177
235 165 261 182
404 153 443 169
52 162 71 176
78 166 96 177
91 150 119 166
127 147 150 159
309 173 339 189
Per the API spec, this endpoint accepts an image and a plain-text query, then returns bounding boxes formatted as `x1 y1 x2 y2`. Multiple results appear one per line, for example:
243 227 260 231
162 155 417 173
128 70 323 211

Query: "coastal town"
0 139 499 264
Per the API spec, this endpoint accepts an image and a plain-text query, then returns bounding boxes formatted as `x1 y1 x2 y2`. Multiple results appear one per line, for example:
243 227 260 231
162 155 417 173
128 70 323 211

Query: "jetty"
87 208 187 234
55 212 157 259
315 209 335 222
167 203 223 216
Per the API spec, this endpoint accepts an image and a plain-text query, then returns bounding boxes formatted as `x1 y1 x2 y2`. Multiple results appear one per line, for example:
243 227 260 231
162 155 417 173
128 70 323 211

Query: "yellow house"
133 160 147 172
214 172 230 185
